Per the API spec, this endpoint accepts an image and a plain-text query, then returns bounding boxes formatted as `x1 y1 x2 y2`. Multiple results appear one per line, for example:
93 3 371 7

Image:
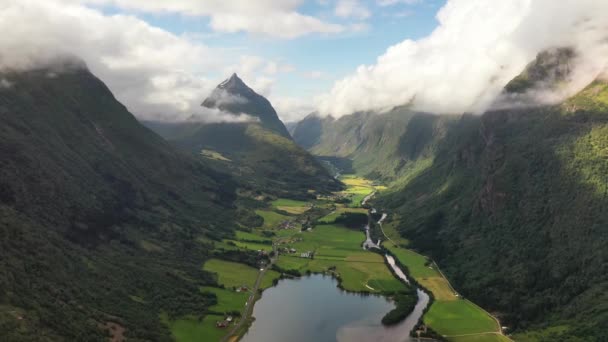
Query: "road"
361 191 376 206
362 223 381 250
220 244 278 342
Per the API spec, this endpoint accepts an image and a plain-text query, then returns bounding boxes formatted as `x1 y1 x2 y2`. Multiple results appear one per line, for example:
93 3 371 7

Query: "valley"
170 174 511 342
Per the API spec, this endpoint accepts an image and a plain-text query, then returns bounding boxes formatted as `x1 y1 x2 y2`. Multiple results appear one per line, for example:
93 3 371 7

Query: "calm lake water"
241 273 427 342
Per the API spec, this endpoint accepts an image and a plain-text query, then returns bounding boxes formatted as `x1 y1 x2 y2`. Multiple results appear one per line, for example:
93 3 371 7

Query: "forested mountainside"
144 74 341 199
0 63 243 341
293 52 608 340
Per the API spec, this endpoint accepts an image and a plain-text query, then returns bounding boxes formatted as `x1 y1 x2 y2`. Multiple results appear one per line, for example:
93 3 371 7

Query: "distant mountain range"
292 49 608 340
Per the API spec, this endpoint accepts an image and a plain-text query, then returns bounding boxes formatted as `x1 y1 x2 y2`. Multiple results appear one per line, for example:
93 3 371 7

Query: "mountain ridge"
291 51 608 340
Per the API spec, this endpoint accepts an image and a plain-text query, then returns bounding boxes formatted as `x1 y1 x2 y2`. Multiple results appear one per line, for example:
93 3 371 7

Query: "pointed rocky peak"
215 73 255 97
201 73 291 138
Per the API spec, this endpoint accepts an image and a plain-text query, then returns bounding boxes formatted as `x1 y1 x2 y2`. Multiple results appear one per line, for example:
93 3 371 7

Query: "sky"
1 0 608 123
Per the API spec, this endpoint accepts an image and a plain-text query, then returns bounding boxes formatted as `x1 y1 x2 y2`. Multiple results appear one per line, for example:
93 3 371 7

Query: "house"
300 251 313 258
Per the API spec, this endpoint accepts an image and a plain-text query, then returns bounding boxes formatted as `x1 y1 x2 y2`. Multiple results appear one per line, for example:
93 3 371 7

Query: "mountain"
0 62 241 341
202 73 290 137
145 75 341 199
293 52 608 340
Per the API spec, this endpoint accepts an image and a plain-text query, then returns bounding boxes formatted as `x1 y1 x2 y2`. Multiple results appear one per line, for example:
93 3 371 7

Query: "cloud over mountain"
318 0 608 117
0 0 308 122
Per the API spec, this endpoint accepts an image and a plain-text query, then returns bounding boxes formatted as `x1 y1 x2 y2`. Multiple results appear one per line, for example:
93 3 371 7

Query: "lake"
241 273 426 342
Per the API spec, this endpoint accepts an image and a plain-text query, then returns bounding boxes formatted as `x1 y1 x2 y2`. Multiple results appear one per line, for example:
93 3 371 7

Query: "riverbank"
377 212 512 342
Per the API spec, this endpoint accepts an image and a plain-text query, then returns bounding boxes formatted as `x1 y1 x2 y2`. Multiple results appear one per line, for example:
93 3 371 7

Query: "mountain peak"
217 72 252 94
202 73 291 138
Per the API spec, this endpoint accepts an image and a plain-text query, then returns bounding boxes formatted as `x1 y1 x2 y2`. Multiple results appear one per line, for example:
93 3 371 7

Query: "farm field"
255 210 290 230
340 175 376 207
168 314 227 342
271 198 311 214
275 224 405 293
385 242 502 339
201 287 249 314
203 259 279 290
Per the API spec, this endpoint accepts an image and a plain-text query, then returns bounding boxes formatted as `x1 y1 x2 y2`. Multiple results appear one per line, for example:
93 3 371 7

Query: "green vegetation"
385 242 501 338
201 149 231 162
271 198 309 207
201 287 248 314
424 300 498 336
167 314 226 342
381 290 418 325
340 175 376 207
203 259 279 290
295 57 608 340
255 209 290 229
318 206 368 223
275 224 405 293
146 75 341 200
235 230 271 243
0 67 239 341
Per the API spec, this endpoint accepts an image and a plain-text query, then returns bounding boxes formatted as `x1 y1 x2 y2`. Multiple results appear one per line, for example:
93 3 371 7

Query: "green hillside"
0 64 241 341
293 53 608 340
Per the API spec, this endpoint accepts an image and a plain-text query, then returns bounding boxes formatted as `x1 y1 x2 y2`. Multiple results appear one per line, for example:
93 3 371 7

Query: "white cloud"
67 0 346 39
0 0 302 123
270 95 317 123
0 0 228 121
335 0 371 19
319 0 608 117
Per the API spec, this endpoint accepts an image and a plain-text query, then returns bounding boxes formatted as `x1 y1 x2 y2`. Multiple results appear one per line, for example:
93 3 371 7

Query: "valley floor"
165 175 512 342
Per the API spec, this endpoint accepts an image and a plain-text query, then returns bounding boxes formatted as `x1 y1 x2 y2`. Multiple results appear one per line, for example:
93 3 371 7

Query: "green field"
170 314 229 342
340 175 376 207
255 210 290 229
275 224 405 293
271 198 309 207
449 334 512 342
385 243 502 339
203 259 279 290
424 300 499 336
201 286 249 314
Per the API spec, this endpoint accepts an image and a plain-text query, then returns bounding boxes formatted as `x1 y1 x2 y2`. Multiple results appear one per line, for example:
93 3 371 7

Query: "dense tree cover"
0 64 243 340
333 212 369 229
381 289 418 326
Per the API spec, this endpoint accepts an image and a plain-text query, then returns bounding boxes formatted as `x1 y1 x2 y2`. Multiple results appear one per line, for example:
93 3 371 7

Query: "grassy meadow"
340 175 376 207
385 242 502 339
203 259 279 290
275 224 405 293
